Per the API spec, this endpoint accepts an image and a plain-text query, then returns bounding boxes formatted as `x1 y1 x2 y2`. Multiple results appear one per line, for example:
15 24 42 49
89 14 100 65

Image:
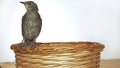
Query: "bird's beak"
20 2 26 4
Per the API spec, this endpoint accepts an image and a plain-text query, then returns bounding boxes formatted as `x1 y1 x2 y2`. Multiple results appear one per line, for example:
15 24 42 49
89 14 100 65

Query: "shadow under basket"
11 42 104 68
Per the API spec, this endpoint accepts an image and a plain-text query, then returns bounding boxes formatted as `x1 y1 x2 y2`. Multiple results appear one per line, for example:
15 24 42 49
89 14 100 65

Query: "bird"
20 1 42 48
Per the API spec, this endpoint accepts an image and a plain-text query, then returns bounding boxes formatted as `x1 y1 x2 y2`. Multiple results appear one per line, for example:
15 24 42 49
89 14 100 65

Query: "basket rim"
11 41 104 53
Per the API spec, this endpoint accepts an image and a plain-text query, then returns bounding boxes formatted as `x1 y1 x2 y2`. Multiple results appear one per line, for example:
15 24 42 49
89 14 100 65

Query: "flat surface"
100 59 120 68
0 59 120 68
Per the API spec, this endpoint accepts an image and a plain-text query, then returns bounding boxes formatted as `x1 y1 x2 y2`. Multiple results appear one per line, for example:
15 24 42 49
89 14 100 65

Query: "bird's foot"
17 43 26 50
29 42 35 49
21 41 28 47
17 40 36 51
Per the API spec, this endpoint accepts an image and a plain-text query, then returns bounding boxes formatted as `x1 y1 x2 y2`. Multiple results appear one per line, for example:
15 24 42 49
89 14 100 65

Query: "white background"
0 0 120 62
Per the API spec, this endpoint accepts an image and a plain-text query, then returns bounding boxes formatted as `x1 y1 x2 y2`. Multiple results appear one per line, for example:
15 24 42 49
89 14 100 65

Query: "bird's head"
20 1 38 11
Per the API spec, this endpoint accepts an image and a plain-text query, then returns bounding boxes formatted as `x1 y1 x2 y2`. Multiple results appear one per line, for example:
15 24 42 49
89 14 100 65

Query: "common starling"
20 1 42 48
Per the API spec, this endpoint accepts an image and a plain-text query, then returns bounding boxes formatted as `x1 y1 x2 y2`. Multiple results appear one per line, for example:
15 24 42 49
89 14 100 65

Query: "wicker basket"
11 42 104 68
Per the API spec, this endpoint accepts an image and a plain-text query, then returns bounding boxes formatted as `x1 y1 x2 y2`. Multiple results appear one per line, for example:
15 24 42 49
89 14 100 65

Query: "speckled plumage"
20 1 42 48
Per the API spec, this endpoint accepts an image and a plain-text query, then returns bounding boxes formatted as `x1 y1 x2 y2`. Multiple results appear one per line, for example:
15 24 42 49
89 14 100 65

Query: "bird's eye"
28 3 32 5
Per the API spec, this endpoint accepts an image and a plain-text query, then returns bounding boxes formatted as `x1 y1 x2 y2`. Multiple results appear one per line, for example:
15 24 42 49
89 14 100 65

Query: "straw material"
11 42 104 68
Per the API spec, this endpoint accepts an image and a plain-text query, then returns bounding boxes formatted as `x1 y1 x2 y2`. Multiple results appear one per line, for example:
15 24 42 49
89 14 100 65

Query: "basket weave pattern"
11 42 104 68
